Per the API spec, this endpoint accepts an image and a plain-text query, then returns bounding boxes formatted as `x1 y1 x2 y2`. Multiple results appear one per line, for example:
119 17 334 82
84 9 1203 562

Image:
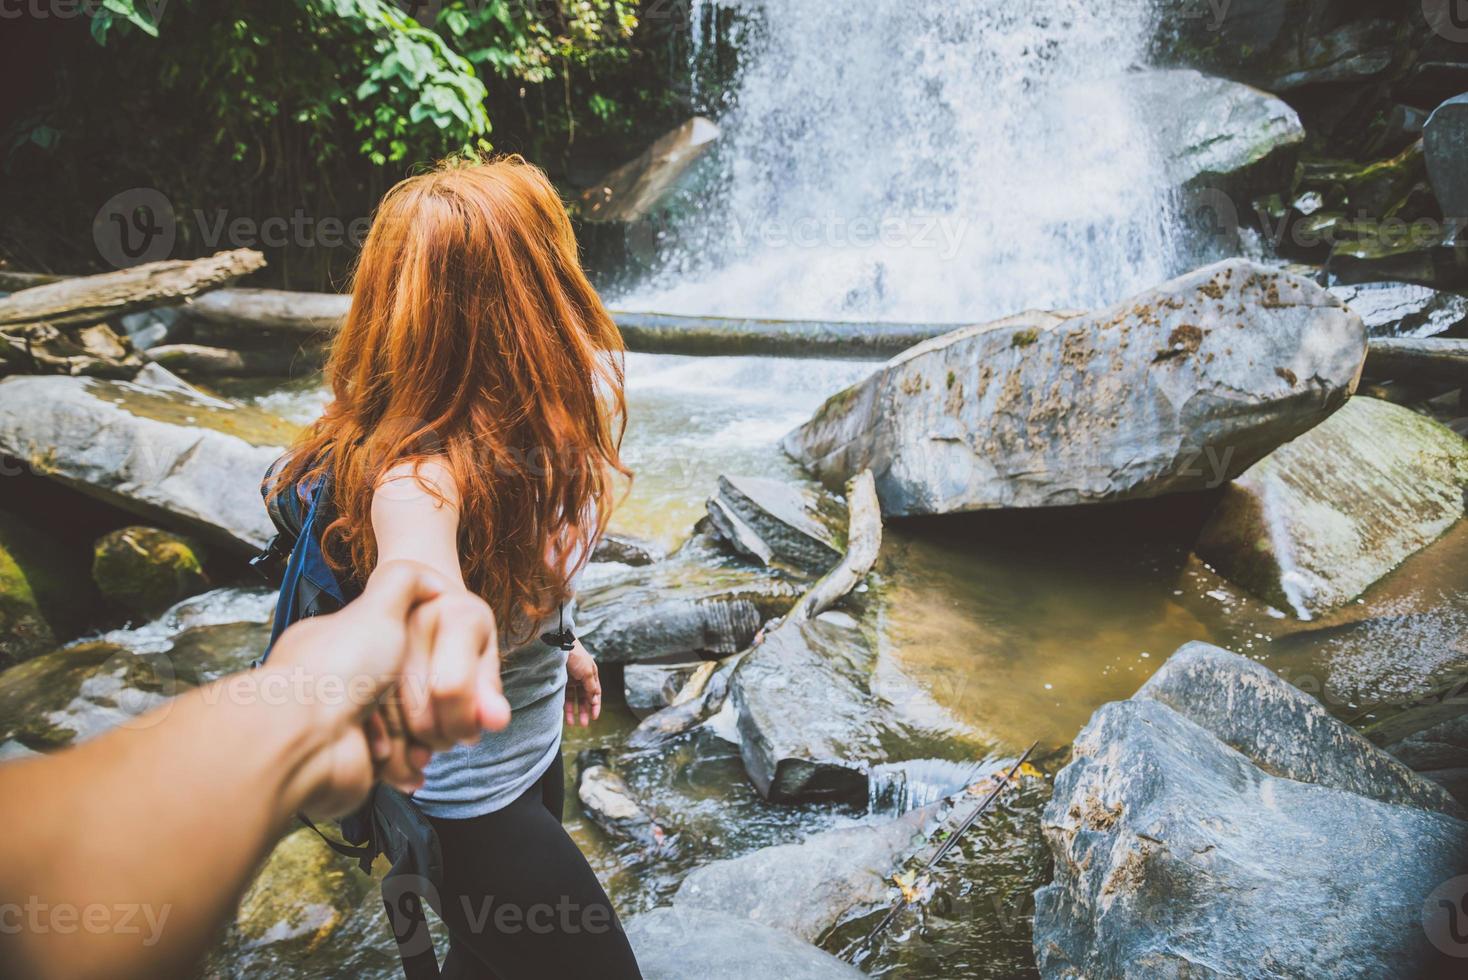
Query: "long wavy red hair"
270 155 629 644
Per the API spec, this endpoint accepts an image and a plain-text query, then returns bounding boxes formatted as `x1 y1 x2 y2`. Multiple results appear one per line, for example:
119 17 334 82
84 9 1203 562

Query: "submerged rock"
1195 396 1468 618
673 805 932 943
0 618 266 750
576 546 800 665
591 531 664 567
1329 280 1468 339
575 749 671 853
731 611 889 803
624 907 863 980
705 475 844 574
92 526 207 620
785 260 1365 516
0 376 295 552
1034 643 1468 979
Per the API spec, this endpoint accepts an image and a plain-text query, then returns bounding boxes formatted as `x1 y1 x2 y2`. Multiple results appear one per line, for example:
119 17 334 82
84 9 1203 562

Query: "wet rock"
92 526 207 620
672 805 932 942
1034 643 1468 980
1151 2 1400 92
575 749 671 852
785 260 1365 516
591 531 664 567
1140 642 1461 816
1426 92 1468 222
1329 280 1468 339
580 117 720 225
0 535 55 667
624 907 863 980
1366 681 1468 808
576 547 800 665
1110 70 1304 196
228 828 377 961
731 611 890 803
623 662 703 717
706 475 844 574
1195 397 1468 618
0 619 266 750
0 375 296 552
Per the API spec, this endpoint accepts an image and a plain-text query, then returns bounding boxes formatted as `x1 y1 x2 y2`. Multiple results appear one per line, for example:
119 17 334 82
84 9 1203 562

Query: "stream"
135 351 1460 977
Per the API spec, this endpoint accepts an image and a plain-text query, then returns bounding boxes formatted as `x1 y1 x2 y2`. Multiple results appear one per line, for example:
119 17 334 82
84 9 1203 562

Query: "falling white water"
623 0 1187 323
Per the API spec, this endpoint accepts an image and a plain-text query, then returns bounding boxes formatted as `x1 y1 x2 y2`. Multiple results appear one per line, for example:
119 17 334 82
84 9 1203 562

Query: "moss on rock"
92 526 207 620
0 538 54 667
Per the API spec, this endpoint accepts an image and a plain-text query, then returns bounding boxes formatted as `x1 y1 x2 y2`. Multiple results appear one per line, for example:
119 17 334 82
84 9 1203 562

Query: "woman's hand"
565 641 601 728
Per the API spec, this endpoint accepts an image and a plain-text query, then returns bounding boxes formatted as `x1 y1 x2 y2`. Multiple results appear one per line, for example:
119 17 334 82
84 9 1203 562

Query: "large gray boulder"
672 805 932 942
624 907 863 980
0 376 294 552
1426 92 1468 222
1195 396 1468 618
1034 643 1468 979
785 260 1366 516
705 474 844 573
1329 280 1468 339
730 611 890 803
1110 69 1304 195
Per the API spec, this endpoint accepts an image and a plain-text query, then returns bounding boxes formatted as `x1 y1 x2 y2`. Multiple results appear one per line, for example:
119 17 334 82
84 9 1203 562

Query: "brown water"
226 354 1468 978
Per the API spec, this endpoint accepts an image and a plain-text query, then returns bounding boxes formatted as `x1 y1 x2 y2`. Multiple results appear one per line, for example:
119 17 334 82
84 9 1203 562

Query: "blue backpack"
255 463 443 979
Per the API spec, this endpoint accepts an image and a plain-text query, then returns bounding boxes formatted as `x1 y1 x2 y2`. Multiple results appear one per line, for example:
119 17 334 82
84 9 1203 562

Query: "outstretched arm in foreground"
0 561 509 980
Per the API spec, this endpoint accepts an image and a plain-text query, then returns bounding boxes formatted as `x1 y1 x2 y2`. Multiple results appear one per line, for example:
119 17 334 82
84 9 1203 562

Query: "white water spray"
623 0 1187 323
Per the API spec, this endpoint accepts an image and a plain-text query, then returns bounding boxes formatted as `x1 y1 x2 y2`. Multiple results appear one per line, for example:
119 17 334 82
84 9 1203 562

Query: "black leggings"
426 753 643 980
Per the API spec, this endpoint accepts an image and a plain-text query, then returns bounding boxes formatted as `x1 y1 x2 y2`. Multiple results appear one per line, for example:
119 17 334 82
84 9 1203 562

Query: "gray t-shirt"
413 605 572 819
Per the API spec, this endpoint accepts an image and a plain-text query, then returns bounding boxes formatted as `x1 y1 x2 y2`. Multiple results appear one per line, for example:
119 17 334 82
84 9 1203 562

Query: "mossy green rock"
0 537 54 667
1195 397 1468 618
92 526 207 619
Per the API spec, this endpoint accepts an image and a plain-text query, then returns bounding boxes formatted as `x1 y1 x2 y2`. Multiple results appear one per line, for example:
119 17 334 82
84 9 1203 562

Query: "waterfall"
625 0 1186 324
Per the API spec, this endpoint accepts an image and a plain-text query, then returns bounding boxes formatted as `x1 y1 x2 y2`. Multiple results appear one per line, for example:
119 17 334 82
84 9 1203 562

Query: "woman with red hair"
269 155 641 978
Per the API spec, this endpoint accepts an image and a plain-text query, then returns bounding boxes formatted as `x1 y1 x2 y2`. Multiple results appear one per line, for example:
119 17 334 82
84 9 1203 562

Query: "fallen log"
147 343 319 378
181 287 958 358
0 249 265 329
1363 336 1468 386
184 287 351 336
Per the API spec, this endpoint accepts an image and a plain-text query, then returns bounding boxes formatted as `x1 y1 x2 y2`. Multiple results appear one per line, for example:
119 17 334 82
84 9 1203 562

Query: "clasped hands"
261 560 511 819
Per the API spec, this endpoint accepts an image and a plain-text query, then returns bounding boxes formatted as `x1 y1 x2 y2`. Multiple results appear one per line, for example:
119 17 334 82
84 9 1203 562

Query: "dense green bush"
1 0 690 287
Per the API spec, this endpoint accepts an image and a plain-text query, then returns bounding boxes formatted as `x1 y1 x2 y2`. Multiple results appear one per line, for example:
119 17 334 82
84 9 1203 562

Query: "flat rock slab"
1195 396 1468 618
1138 642 1462 817
576 547 800 665
785 260 1366 516
706 474 844 573
624 907 864 980
0 375 294 552
1034 644 1468 979
731 612 890 803
673 805 933 943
